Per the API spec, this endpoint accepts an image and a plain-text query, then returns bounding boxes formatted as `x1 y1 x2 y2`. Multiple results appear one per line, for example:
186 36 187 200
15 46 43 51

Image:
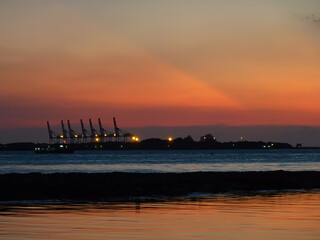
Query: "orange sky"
1 1 320 129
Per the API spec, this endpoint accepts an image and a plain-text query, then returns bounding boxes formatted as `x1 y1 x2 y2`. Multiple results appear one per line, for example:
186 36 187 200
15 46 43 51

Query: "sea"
1 149 320 239
0 149 320 174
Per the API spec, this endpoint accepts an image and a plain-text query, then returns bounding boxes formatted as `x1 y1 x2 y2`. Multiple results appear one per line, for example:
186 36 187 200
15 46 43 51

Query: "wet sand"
1 171 320 201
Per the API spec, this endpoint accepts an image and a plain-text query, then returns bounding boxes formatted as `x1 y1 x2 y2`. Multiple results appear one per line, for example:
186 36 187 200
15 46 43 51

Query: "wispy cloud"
304 14 320 24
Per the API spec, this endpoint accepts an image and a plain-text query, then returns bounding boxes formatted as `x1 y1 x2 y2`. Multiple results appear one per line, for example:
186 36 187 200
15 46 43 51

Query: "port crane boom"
89 118 98 142
80 119 90 142
47 121 58 144
61 120 69 143
113 117 133 142
67 120 77 143
98 118 112 140
46 118 136 144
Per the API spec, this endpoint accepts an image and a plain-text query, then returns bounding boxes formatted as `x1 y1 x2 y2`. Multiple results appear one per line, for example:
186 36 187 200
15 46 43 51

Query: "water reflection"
1 191 320 239
2 162 320 174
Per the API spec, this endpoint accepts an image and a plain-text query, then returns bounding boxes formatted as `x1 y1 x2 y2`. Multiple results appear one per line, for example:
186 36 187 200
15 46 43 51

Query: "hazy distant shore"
1 171 320 201
0 140 298 151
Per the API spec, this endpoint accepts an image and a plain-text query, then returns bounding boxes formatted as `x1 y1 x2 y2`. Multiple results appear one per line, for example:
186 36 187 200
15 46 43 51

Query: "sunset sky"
1 1 320 143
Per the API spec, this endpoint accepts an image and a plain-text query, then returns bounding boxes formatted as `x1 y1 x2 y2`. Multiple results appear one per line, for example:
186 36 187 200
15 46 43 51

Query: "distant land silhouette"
0 125 319 147
0 137 299 151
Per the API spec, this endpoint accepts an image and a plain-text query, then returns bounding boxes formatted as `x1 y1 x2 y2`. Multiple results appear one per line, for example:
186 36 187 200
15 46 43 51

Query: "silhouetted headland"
1 171 320 201
1 138 305 151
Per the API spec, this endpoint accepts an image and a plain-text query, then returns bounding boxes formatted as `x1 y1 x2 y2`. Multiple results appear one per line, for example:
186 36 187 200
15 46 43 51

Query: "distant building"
200 134 217 142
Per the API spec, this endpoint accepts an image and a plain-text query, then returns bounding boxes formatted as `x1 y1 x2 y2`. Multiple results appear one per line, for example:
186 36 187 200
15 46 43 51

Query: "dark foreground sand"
1 171 320 201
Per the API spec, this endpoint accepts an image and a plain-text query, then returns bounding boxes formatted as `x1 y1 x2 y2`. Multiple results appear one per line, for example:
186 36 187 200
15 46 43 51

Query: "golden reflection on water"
0 191 320 239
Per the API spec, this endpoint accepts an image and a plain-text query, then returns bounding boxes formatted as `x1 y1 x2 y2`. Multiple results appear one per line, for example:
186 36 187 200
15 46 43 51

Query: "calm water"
0 149 320 173
1 191 320 239
1 150 320 239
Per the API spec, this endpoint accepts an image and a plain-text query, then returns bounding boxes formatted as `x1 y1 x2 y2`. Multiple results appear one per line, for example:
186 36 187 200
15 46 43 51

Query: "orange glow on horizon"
1 1 320 129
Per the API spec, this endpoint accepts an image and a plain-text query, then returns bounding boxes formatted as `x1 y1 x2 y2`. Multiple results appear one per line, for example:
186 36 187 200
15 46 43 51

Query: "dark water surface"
1 191 319 239
1 150 319 239
0 149 320 173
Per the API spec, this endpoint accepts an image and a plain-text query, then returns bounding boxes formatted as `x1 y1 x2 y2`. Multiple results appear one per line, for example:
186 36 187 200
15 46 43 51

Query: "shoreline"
1 171 320 201
1 140 296 151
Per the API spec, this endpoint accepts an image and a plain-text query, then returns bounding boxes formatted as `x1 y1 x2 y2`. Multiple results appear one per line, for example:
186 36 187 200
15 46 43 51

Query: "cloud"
304 14 320 24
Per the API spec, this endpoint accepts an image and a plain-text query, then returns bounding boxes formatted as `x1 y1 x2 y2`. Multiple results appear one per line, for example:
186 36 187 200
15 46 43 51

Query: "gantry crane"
68 120 79 144
113 117 134 142
98 118 113 142
80 119 89 143
89 118 99 143
47 121 59 144
60 120 69 143
46 118 137 144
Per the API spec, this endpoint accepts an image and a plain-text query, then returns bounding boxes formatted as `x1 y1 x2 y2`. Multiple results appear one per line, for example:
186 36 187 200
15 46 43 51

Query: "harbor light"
95 138 100 142
132 136 139 142
114 133 117 137
168 137 173 142
74 135 78 138
60 135 64 138
104 133 107 137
